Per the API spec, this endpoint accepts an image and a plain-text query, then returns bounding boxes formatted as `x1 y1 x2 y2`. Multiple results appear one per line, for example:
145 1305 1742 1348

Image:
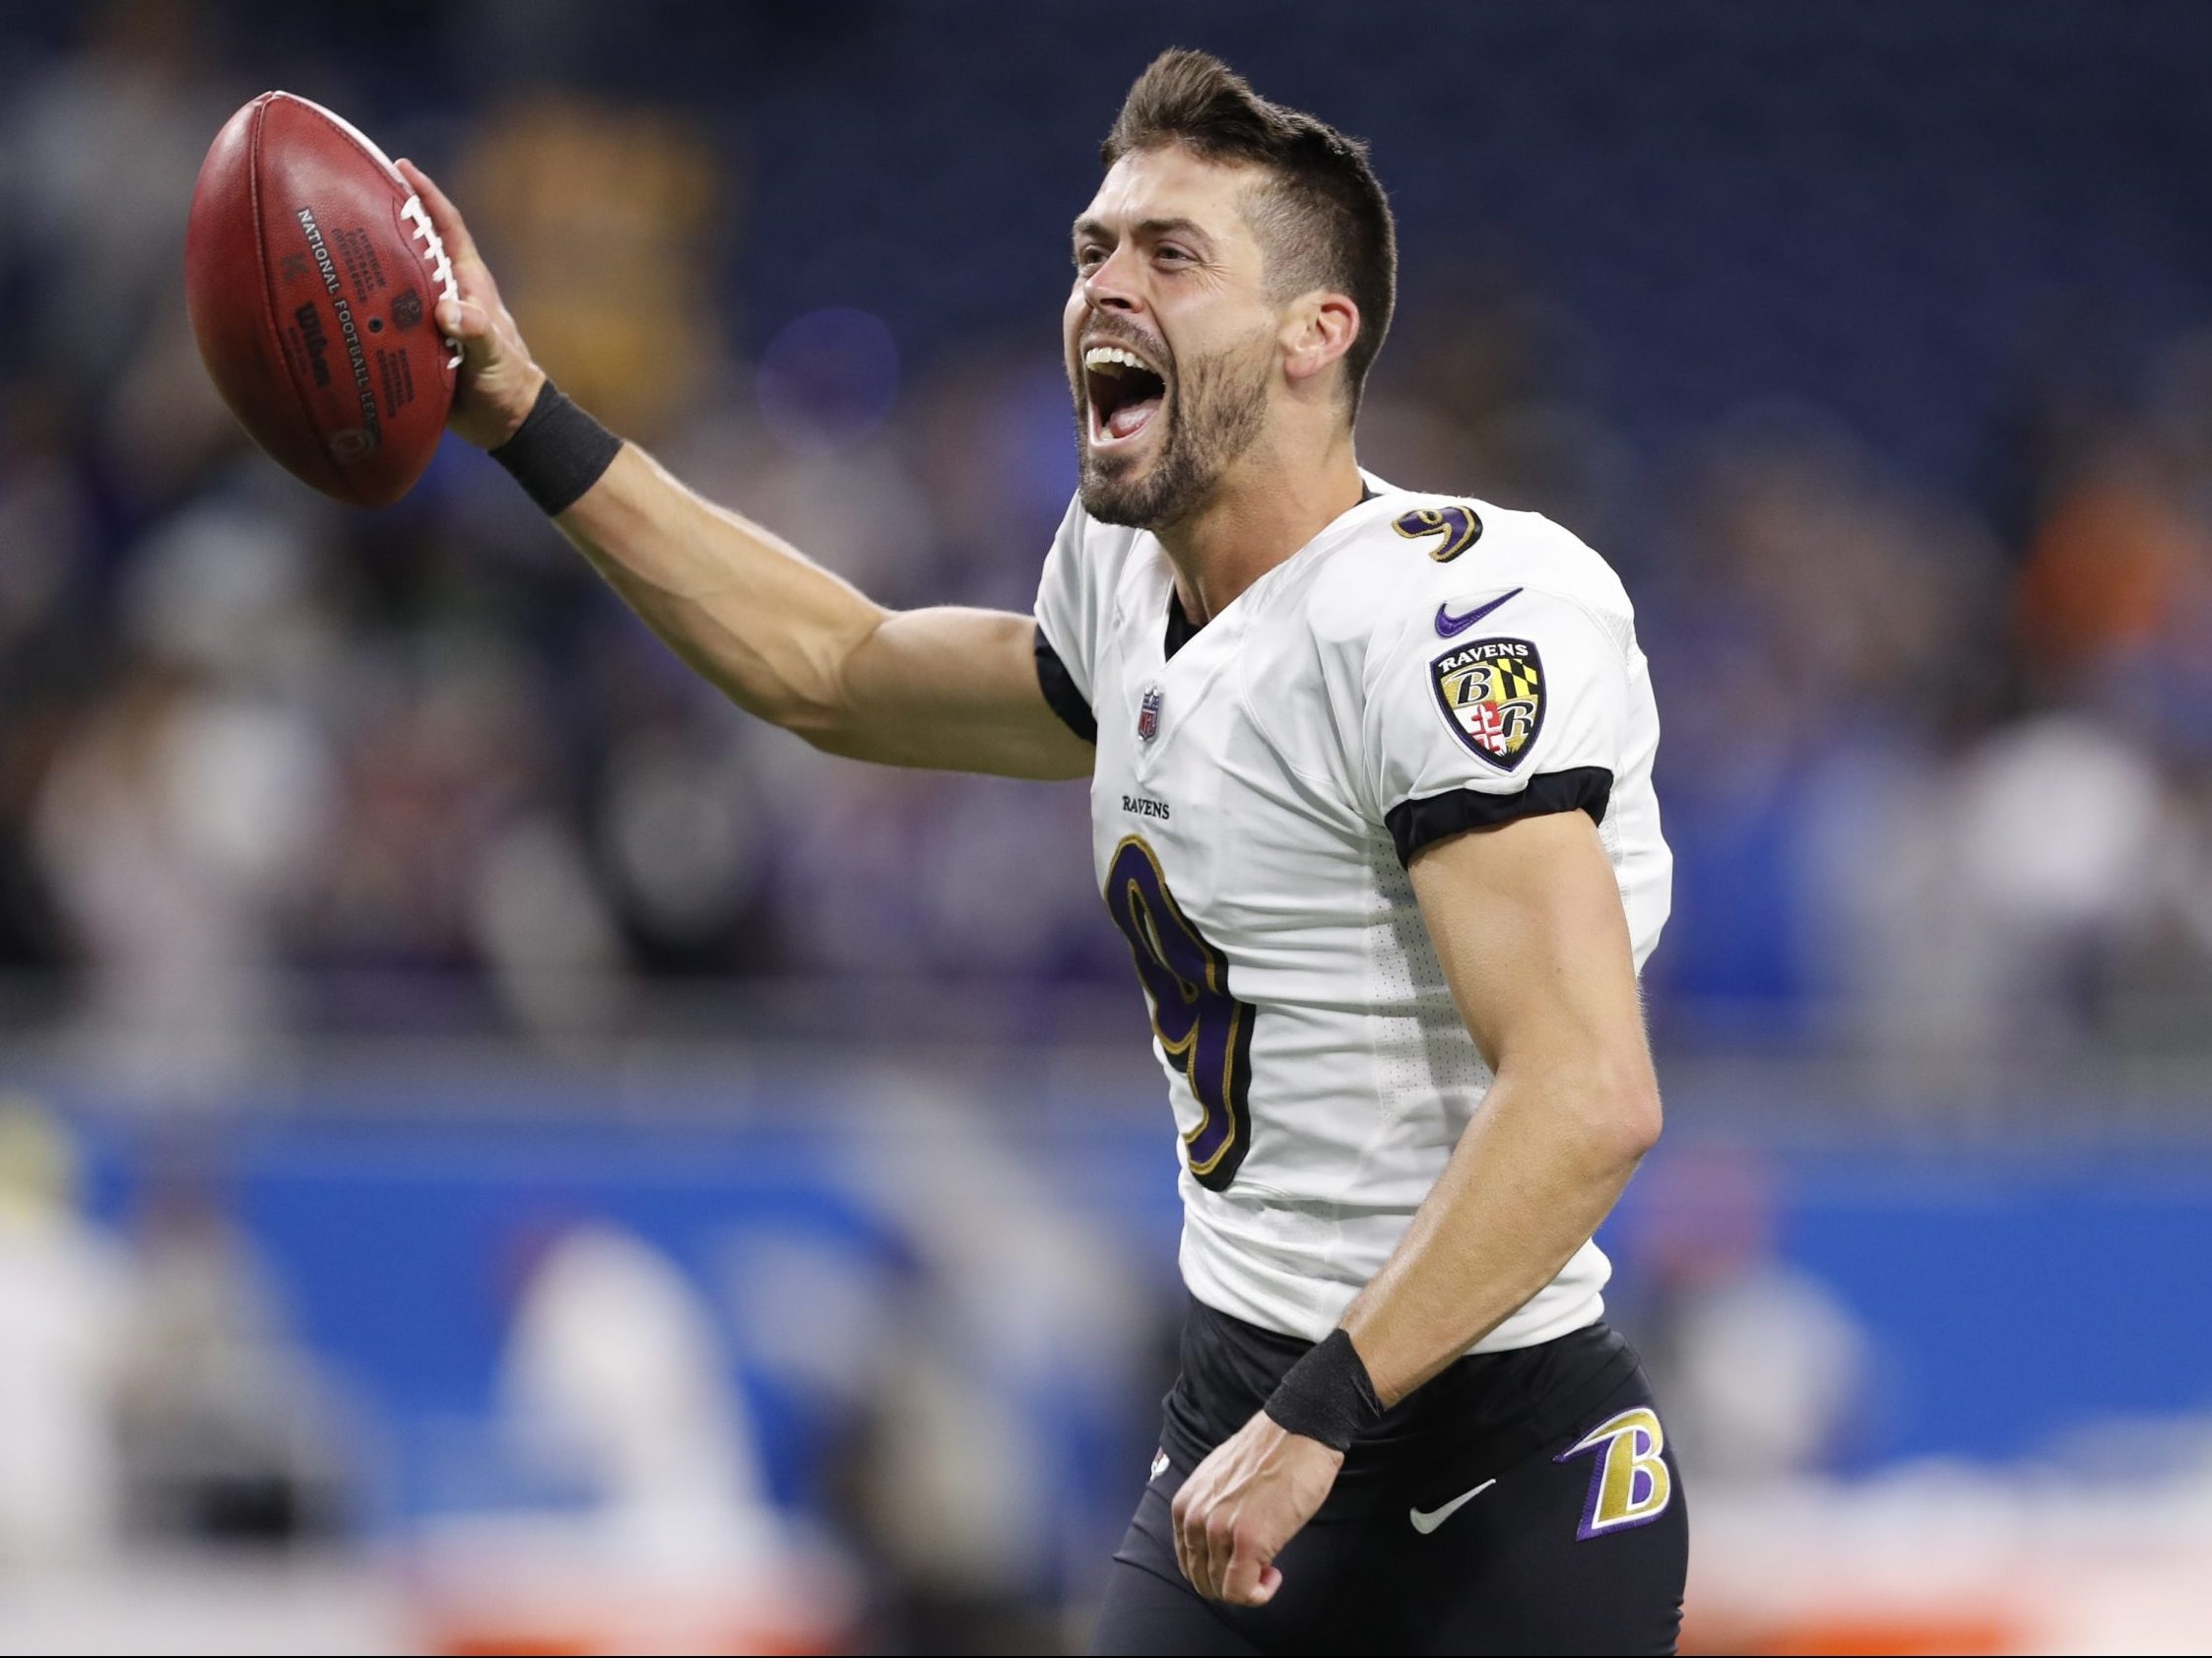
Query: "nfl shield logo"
1137 683 1164 744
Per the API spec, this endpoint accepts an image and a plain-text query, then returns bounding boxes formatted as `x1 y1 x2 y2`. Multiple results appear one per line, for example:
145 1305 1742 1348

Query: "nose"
1082 244 1142 315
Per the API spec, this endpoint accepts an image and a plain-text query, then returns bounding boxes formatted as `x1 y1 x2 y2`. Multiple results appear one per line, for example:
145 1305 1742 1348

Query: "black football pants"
1090 1362 1687 1657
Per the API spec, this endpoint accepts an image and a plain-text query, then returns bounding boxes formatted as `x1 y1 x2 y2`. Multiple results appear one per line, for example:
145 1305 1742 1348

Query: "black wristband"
489 379 622 514
1263 1329 1386 1452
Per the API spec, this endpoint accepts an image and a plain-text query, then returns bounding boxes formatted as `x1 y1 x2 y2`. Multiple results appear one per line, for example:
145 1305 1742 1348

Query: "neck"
1155 427 1366 624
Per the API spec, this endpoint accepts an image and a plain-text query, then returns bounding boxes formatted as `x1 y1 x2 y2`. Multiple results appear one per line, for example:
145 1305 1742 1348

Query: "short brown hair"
1102 49 1398 416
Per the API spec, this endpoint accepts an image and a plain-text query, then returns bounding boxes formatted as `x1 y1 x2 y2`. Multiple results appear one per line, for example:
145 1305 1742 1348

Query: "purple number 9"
1104 835 1254 1191
1392 503 1483 562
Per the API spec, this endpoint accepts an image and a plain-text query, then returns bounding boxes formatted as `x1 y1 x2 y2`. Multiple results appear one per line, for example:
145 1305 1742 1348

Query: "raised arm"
399 161 1093 781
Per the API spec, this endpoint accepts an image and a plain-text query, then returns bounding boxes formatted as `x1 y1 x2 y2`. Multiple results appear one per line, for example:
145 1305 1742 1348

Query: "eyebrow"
1072 215 1211 246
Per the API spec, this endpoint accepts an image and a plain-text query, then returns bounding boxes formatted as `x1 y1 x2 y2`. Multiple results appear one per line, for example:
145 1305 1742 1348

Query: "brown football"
185 92 458 506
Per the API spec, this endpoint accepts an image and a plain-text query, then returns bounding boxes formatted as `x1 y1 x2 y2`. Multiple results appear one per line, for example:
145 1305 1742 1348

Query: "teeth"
1084 345 1157 378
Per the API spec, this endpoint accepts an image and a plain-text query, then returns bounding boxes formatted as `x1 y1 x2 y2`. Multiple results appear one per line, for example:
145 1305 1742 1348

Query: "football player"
401 45 1683 1656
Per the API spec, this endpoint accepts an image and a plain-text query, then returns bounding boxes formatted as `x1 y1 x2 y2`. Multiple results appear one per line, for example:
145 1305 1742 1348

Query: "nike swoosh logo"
1408 1478 1497 1534
1435 587 1523 637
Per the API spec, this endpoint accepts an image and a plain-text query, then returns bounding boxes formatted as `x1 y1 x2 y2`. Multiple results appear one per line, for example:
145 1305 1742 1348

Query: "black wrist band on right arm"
1263 1328 1386 1452
489 378 623 515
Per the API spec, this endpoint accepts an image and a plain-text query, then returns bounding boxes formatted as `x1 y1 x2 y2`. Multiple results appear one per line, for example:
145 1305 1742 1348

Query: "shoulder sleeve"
1032 495 1101 745
1362 586 1629 866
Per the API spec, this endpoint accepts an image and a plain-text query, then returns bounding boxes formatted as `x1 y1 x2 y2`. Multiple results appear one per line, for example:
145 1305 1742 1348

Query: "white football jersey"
1034 479 1670 1352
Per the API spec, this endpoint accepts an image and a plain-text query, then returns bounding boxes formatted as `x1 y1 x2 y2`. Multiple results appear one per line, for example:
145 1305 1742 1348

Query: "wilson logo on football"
1430 636 1544 770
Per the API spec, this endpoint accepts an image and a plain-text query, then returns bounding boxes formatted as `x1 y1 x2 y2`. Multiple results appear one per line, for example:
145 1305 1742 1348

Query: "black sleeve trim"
1384 766 1614 866
1033 627 1097 745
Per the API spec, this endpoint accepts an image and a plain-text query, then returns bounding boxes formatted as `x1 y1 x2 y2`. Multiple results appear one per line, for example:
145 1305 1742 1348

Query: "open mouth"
1084 342 1168 447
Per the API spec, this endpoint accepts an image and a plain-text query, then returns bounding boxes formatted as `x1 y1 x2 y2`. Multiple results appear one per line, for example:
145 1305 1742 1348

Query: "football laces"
400 194 463 369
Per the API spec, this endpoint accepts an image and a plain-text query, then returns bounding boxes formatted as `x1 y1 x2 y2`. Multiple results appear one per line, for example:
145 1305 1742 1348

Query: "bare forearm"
401 164 877 734
396 160 1085 781
1341 1059 1656 1406
1344 816 1661 1407
553 447 1087 777
556 444 886 740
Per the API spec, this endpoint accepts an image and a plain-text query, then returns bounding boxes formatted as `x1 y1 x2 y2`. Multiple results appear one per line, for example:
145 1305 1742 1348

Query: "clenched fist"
1172 1411 1344 1606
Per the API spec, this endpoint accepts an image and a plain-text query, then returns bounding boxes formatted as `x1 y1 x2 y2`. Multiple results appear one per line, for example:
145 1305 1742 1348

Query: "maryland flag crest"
1431 636 1545 770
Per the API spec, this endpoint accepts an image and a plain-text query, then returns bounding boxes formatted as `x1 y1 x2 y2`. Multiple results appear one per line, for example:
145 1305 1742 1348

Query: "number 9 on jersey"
1104 836 1256 1191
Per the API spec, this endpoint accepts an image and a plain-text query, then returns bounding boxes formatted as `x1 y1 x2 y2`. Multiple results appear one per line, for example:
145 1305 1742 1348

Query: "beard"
1074 330 1272 531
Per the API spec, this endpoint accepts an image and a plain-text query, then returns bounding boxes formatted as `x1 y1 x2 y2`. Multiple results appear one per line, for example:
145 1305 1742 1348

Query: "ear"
1280 291 1360 396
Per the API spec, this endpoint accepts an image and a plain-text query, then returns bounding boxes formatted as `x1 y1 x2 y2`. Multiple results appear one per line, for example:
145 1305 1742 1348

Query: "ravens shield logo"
1430 636 1544 770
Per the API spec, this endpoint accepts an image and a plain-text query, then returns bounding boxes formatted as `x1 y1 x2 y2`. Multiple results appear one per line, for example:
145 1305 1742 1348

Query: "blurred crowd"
0 1094 352 1561
4 0 2212 1094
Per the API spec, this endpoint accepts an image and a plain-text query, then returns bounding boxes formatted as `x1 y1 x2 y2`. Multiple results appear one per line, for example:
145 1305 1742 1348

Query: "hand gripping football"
185 92 461 506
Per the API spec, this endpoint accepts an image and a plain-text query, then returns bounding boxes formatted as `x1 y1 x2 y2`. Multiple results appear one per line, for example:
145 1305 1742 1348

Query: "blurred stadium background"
3 1 2212 1651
